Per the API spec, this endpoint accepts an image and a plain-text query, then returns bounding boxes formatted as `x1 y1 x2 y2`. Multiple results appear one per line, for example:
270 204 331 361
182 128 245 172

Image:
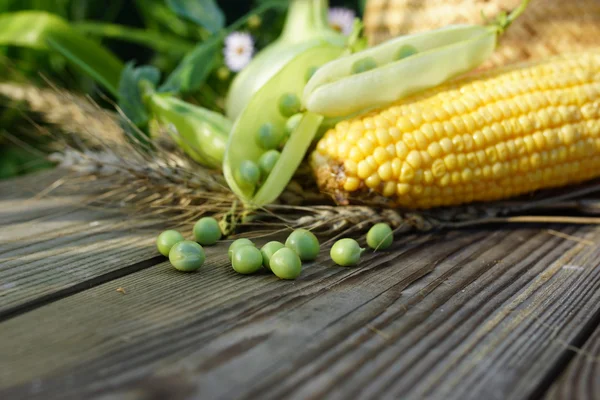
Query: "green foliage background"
0 0 363 179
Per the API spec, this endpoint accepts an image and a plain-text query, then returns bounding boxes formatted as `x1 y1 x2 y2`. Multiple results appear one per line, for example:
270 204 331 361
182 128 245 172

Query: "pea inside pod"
223 44 342 206
303 24 498 117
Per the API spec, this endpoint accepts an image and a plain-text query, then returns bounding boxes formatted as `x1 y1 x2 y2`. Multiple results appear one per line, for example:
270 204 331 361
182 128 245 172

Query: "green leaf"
165 0 225 34
359 0 367 14
0 11 123 96
159 39 218 94
118 63 161 128
74 21 194 54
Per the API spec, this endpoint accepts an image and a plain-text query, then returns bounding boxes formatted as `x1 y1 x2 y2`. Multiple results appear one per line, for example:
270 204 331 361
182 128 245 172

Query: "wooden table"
1 170 599 400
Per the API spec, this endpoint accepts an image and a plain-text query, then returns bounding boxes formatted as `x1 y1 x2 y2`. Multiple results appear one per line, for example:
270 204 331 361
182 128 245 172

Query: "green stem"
74 22 194 54
280 0 330 41
490 0 531 34
506 0 531 26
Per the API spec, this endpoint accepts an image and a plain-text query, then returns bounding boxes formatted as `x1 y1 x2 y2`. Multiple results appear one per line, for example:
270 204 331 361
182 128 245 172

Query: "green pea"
236 160 261 187
305 66 319 83
366 223 394 250
395 44 418 60
193 217 222 246
285 113 303 135
330 238 365 267
156 230 185 257
285 228 320 261
169 240 206 272
231 245 263 274
270 247 302 280
255 123 282 150
228 238 255 261
351 57 378 74
258 150 280 177
278 93 301 117
260 241 285 271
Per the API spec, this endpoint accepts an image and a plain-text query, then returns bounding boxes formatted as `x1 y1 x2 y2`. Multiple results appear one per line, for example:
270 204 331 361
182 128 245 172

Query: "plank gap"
0 255 164 323
529 299 600 399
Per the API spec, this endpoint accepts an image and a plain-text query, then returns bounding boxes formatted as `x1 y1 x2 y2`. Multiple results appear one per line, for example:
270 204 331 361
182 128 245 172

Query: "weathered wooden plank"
0 229 484 398
0 225 598 399
544 314 600 399
0 194 166 317
0 169 65 201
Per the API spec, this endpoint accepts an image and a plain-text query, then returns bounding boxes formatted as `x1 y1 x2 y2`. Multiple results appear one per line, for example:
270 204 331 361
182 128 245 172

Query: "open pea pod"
303 24 497 117
224 45 342 207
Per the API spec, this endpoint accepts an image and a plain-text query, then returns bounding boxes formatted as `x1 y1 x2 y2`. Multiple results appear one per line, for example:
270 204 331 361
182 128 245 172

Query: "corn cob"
311 51 600 209
364 0 600 69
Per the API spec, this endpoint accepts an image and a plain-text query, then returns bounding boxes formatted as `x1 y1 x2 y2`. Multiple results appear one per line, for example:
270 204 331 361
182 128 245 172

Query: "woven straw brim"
364 0 600 68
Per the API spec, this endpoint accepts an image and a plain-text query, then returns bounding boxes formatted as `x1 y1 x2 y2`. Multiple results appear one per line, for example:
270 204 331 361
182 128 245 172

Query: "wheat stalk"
4 81 600 240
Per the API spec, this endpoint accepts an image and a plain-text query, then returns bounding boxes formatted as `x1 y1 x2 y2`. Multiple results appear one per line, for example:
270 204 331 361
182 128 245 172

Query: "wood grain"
0 172 168 317
0 169 66 201
545 314 600 400
0 223 598 399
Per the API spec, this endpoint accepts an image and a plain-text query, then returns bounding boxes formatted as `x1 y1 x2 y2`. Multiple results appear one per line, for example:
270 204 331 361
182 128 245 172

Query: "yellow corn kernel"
376 129 392 146
344 177 361 191
406 150 422 169
400 164 415 182
357 160 373 179
427 142 443 159
383 181 396 197
312 52 600 209
365 174 381 189
358 138 375 156
391 158 402 178
373 147 390 164
395 141 409 159
396 183 411 195
344 160 358 176
378 162 393 181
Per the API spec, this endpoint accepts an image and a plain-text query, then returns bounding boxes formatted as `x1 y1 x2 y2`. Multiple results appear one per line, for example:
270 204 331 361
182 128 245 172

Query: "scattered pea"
395 44 418 60
228 238 255 261
255 123 282 150
169 240 206 272
278 93 301 117
232 245 263 274
193 217 222 246
236 160 261 187
156 230 185 257
285 113 303 135
366 223 394 250
351 56 378 74
330 238 364 267
260 241 285 270
270 247 302 280
258 150 280 177
285 228 320 261
305 66 319 83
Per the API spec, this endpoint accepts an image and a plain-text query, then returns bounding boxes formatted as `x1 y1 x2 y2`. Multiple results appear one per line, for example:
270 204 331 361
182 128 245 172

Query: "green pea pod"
148 94 231 169
303 24 498 117
224 0 345 120
223 45 342 206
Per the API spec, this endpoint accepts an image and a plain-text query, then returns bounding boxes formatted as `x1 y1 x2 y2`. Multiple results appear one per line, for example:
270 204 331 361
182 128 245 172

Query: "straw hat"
364 0 600 68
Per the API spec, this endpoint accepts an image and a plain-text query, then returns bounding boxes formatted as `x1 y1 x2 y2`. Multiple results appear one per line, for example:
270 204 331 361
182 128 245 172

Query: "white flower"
328 7 356 36
224 32 254 72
